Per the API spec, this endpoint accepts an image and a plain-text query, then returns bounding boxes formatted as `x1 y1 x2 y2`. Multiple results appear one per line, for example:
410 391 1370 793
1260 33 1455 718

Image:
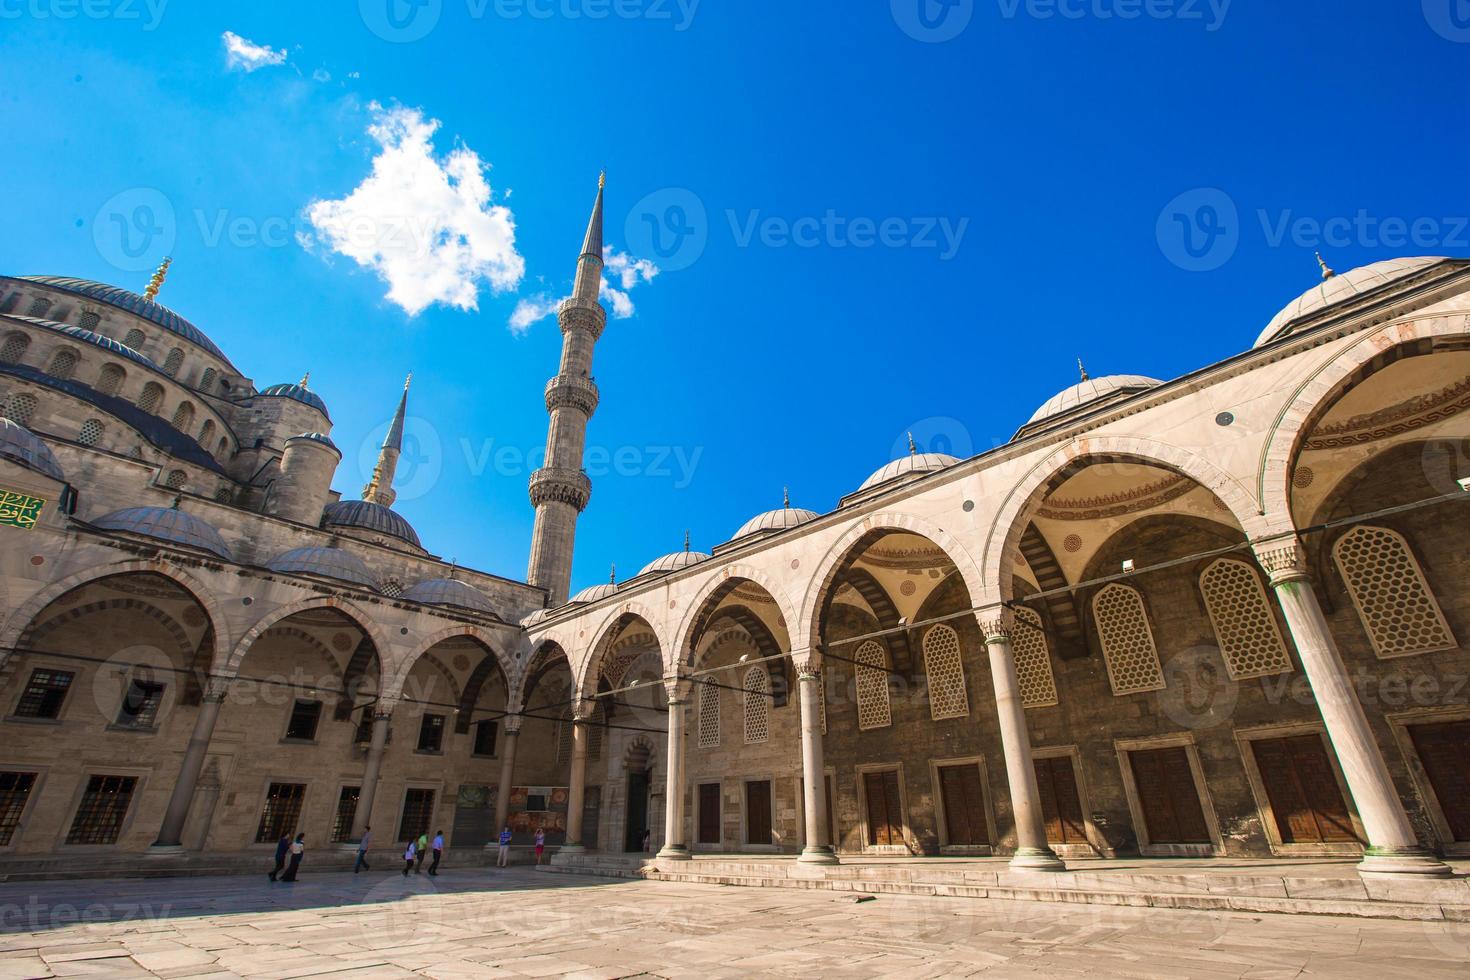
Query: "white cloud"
222 31 287 72
507 244 659 333
347 71 361 79
312 68 332 83
509 294 561 335
302 104 525 317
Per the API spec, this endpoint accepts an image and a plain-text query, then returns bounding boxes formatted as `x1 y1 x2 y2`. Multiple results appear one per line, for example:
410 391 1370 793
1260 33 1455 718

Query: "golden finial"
1077 358 1089 382
1316 252 1336 281
907 432 917 456
404 372 413 391
299 372 310 388
143 256 172 303
609 563 617 585
783 486 791 508
598 170 606 190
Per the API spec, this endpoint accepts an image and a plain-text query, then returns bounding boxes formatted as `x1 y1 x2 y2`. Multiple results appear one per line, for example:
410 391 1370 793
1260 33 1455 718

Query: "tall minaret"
363 374 411 507
527 174 606 605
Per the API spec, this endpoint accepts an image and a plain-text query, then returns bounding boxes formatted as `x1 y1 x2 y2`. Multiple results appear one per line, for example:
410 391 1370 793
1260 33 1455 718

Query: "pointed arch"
670 563 800 673
385 624 512 701
575 600 667 698
223 596 389 678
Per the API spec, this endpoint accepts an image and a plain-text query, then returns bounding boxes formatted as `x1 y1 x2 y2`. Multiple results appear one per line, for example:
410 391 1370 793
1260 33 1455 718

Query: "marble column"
152 676 230 850
657 677 692 860
796 650 838 865
349 702 394 842
981 611 1065 872
1256 540 1451 878
561 700 593 852
492 713 523 839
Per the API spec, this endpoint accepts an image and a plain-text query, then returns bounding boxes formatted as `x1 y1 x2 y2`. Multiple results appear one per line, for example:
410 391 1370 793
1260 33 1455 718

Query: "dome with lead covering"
402 578 496 614
569 583 620 604
266 547 377 589
322 500 420 549
290 432 339 452
93 507 233 560
1255 256 1450 348
259 381 330 417
733 505 820 541
13 276 232 364
858 452 960 492
639 550 711 576
1027 375 1162 426
6 316 159 369
0 417 65 482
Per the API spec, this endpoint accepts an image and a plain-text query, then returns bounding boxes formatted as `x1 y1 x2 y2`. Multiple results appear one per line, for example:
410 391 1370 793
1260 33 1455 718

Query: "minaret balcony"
544 375 600 416
557 296 606 340
529 466 592 511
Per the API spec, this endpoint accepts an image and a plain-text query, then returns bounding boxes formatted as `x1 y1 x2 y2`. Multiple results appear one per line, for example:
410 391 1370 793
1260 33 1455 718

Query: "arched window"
1013 607 1059 708
697 677 720 748
96 363 126 396
164 469 187 490
163 348 184 377
78 311 101 331
138 382 164 414
169 401 195 431
0 332 29 363
1199 558 1292 678
122 328 146 350
77 419 104 446
197 419 216 445
46 348 78 380
0 293 17 314
557 707 573 764
1333 525 1456 659
855 640 892 731
922 625 969 720
26 297 51 318
743 666 770 744
199 367 217 392
216 436 229 458
5 392 38 425
1092 583 1164 695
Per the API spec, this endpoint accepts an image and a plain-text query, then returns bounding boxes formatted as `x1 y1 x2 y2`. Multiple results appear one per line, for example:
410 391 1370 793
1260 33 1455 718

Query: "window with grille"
216 436 229 458
1333 526 1456 658
0 772 38 845
200 368 217 391
14 668 74 719
163 348 184 377
164 469 187 490
0 333 28 363
122 328 146 350
1012 607 1060 708
114 679 165 729
138 382 164 414
5 392 38 425
26 298 51 318
743 666 770 744
1092 584 1165 695
78 311 100 331
198 419 215 445
1198 558 1293 679
588 701 605 761
66 775 137 845
697 678 720 748
557 708 573 763
254 783 306 844
417 714 445 753
473 720 498 757
0 293 17 314
96 363 125 396
77 418 104 447
398 788 435 841
819 673 827 734
380 579 404 598
46 349 77 381
170 401 194 431
354 708 375 744
331 786 360 843
922 625 970 720
284 700 322 741
855 640 893 730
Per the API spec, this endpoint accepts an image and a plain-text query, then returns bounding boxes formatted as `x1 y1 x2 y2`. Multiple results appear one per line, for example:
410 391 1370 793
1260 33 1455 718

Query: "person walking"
497 825 512 868
415 832 429 873
429 830 444 876
354 826 372 873
268 834 290 882
402 839 416 876
281 834 305 882
534 827 546 866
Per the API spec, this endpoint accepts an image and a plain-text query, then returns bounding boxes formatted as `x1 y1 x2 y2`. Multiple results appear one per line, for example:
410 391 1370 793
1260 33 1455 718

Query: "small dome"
733 506 820 541
93 507 233 560
1255 257 1449 348
522 608 553 627
859 453 960 491
266 547 377 589
259 382 329 418
402 578 496 614
322 500 421 549
639 550 712 576
0 417 65 482
1027 374 1162 426
7 316 158 369
569 583 620 604
289 432 339 453
12 276 233 365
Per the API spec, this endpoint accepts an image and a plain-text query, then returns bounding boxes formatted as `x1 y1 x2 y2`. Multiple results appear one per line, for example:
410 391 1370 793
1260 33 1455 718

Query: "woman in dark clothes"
281 833 305 882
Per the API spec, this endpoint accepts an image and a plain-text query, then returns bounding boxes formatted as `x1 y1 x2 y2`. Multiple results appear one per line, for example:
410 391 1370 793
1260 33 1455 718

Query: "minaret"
363 374 411 507
528 174 606 605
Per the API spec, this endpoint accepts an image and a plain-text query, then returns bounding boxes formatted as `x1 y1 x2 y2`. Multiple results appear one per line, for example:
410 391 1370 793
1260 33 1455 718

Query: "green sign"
0 489 45 530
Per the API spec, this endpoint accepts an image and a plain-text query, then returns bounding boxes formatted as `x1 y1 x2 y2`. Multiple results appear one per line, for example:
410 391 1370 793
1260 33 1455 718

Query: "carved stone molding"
529 467 592 511
545 374 600 417
1253 539 1309 586
557 297 606 340
978 608 1015 643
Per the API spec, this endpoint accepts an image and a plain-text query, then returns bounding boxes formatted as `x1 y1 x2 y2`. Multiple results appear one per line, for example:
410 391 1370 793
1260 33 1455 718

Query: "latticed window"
0 772 38 846
1013 607 1059 708
77 418 104 447
216 436 230 458
26 297 51 318
14 668 74 719
0 332 28 363
170 401 195 431
122 328 146 350
197 419 215 445
819 674 827 734
1092 584 1165 695
331 786 360 843
1199 558 1293 678
66 775 138 845
587 701 606 761
254 783 306 844
743 666 770 744
78 311 100 331
923 625 970 720
199 367 217 391
138 382 164 414
96 363 125 396
855 640 893 730
397 788 435 842
0 293 17 314
557 708 573 763
5 392 37 425
164 469 187 490
381 578 404 598
1333 526 1456 659
163 348 184 377
46 348 78 380
697 678 720 748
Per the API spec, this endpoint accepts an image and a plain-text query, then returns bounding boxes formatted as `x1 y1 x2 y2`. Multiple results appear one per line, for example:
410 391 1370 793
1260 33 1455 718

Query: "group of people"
401 830 446 876
268 824 552 881
267 833 306 882
496 826 548 867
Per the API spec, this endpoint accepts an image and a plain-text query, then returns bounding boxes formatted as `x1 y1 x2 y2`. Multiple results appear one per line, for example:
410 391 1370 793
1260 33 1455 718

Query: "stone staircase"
0 846 497 883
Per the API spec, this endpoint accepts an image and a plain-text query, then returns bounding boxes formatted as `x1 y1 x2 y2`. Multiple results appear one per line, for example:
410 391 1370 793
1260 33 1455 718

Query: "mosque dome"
522 608 553 627
569 583 620 604
289 432 339 452
259 381 329 417
858 452 961 492
1254 256 1450 349
0 417 65 482
10 316 159 369
14 276 232 364
266 547 377 589
402 578 496 614
733 504 820 541
1026 374 1163 426
321 500 421 549
640 549 712 576
92 506 233 560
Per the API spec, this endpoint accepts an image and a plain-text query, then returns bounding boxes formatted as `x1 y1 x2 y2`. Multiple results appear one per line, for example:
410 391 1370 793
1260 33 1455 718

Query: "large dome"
569 583 620 604
1027 375 1162 425
266 547 377 589
732 505 820 541
322 500 420 549
402 578 495 614
0 417 65 482
10 316 159 369
93 507 233 560
1255 257 1449 349
640 550 712 576
13 276 232 364
259 381 330 417
859 452 960 492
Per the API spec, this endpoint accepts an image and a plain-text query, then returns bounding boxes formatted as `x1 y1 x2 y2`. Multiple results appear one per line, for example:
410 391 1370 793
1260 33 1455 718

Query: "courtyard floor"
2 866 1469 979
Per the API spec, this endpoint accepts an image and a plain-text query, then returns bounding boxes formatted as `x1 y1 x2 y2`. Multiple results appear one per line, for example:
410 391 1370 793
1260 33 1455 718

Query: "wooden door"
745 780 772 845
937 764 989 846
1410 721 1470 841
863 770 905 846
1251 735 1357 843
1129 747 1212 844
697 783 721 845
625 771 650 851
1034 756 1088 844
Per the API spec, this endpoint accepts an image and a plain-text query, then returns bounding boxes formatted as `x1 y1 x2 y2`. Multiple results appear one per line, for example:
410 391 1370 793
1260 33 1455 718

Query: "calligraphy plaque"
0 489 45 530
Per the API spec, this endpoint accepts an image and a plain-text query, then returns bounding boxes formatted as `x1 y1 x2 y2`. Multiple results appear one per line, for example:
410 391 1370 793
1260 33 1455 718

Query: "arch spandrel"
223 595 393 679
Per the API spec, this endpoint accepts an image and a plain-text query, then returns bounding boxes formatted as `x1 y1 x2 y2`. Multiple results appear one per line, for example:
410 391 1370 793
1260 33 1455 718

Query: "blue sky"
2 1 1466 596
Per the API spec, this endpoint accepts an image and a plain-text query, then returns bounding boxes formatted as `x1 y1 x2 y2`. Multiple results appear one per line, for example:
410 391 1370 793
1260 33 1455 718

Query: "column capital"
571 696 597 722
201 675 231 703
977 607 1015 643
790 647 822 675
1253 537 1310 586
663 674 693 702
501 712 525 735
372 696 399 720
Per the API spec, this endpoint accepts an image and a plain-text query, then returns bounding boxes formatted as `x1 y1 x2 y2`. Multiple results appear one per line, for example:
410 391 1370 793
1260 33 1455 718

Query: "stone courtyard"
2 868 1469 979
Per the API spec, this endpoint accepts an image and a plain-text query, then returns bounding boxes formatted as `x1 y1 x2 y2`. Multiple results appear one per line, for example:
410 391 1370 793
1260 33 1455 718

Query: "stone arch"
1257 314 1470 532
0 559 227 672
513 636 573 718
981 436 1270 607
385 625 512 701
670 563 800 675
575 601 668 698
250 625 346 689
21 598 194 663
223 596 389 678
